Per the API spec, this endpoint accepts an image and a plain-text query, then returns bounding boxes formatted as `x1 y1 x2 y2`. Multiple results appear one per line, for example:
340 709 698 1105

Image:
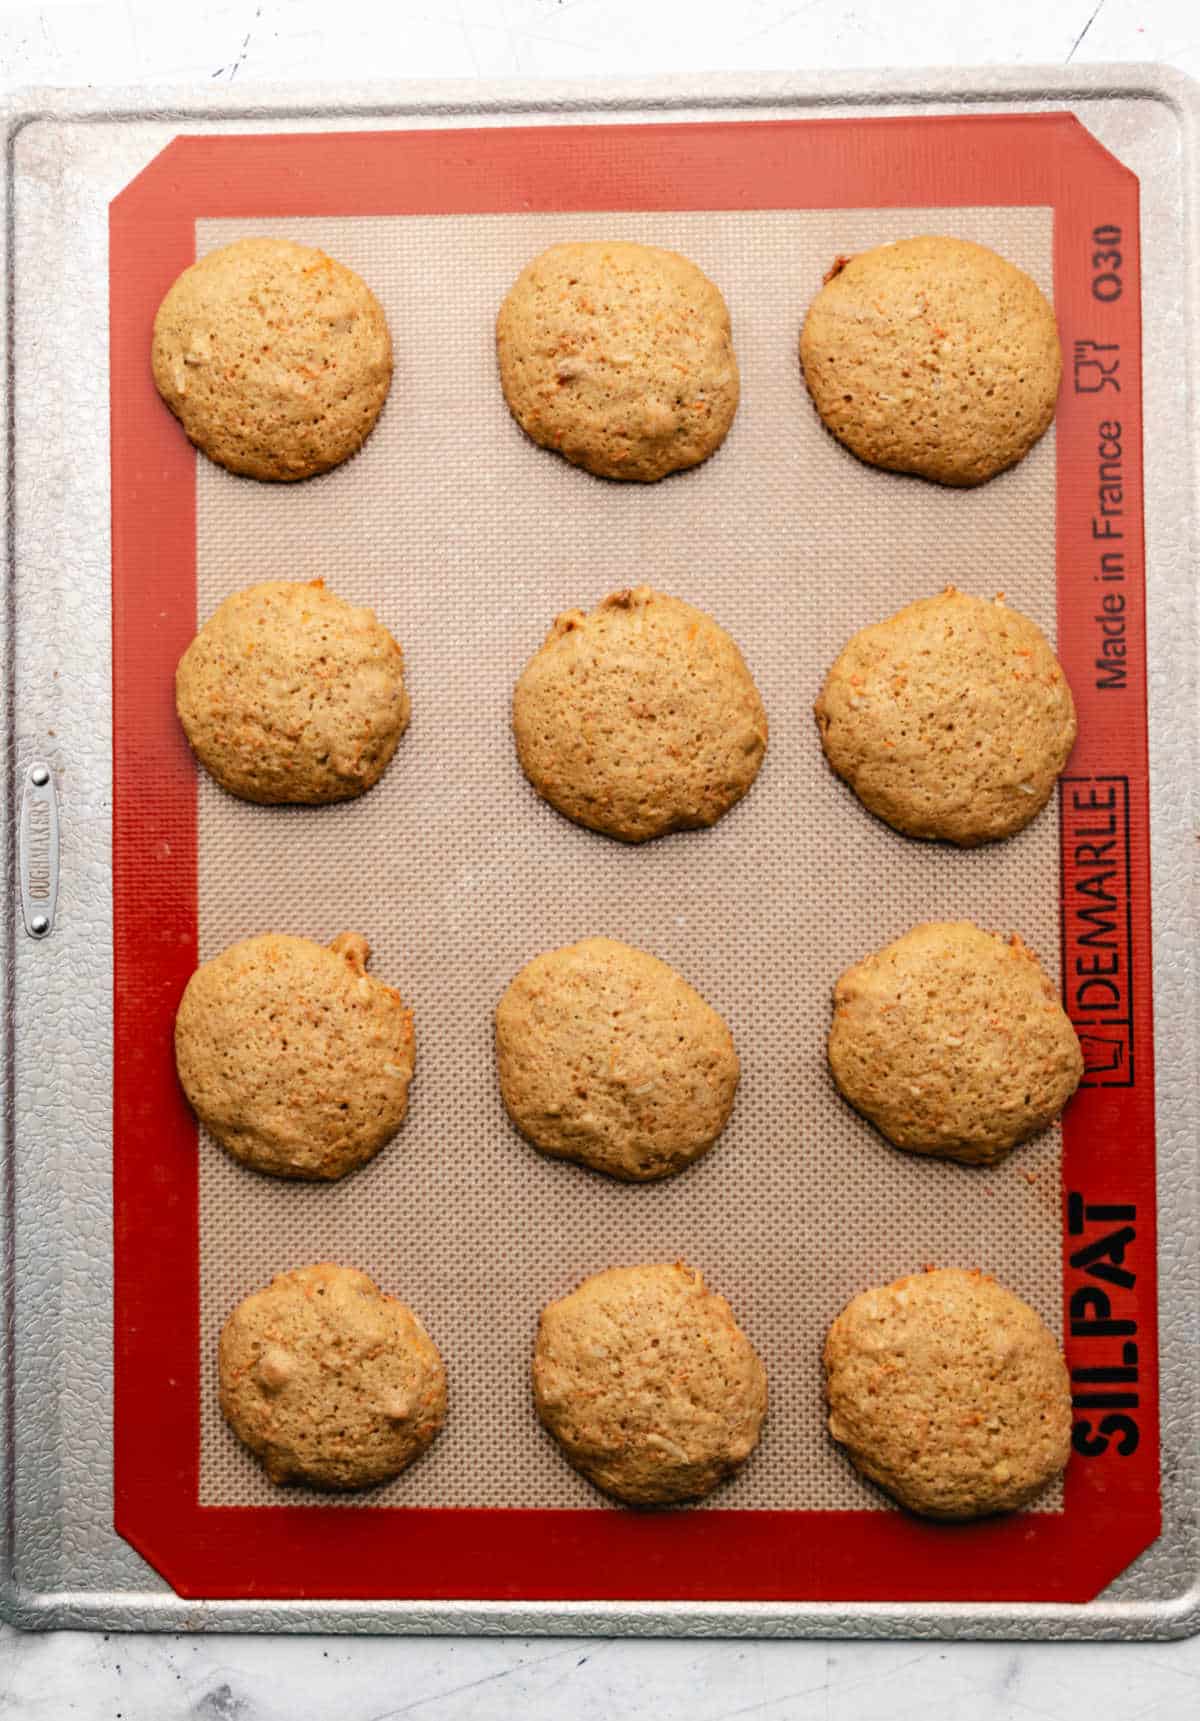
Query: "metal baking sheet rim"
1 64 1197 1639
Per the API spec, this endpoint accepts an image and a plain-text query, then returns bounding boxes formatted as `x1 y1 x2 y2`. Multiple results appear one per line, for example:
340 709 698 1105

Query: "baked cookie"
496 240 739 481
800 236 1061 486
176 580 410 805
175 931 415 1180
533 1262 767 1505
496 938 739 1182
828 921 1082 1165
152 237 392 480
824 1267 1071 1518
513 586 768 842
219 1263 446 1489
815 588 1076 846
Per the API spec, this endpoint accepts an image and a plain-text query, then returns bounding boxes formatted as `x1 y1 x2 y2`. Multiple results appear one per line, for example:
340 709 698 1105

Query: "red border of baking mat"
109 114 1158 1604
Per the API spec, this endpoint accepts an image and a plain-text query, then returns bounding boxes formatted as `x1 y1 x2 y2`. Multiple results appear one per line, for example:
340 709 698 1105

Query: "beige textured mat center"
194 204 1063 1512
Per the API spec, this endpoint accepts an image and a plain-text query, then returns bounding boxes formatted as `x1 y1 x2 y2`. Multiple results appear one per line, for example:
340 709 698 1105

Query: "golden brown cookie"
219 1263 446 1489
513 586 768 842
152 237 392 480
533 1262 767 1505
824 1267 1071 1518
175 931 415 1180
176 580 410 805
828 921 1082 1165
800 236 1061 485
496 240 739 481
495 938 739 1182
815 588 1076 846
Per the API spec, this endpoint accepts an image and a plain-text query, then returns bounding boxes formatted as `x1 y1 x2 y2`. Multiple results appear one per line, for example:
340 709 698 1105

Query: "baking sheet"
0 63 1191 1624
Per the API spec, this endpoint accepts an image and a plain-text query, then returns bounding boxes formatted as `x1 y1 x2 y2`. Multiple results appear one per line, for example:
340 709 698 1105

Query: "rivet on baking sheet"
19 761 60 939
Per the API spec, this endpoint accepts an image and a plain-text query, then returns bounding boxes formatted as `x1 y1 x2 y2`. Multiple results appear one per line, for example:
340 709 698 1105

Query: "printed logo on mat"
1067 1192 1143 1460
1061 776 1133 1087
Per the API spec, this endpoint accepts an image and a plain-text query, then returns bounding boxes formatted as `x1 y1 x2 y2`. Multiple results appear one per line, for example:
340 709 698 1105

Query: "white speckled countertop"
2 1 1198 1714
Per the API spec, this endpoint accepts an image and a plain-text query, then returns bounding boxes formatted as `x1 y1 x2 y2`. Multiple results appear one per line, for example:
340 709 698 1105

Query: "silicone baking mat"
109 115 1158 1604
